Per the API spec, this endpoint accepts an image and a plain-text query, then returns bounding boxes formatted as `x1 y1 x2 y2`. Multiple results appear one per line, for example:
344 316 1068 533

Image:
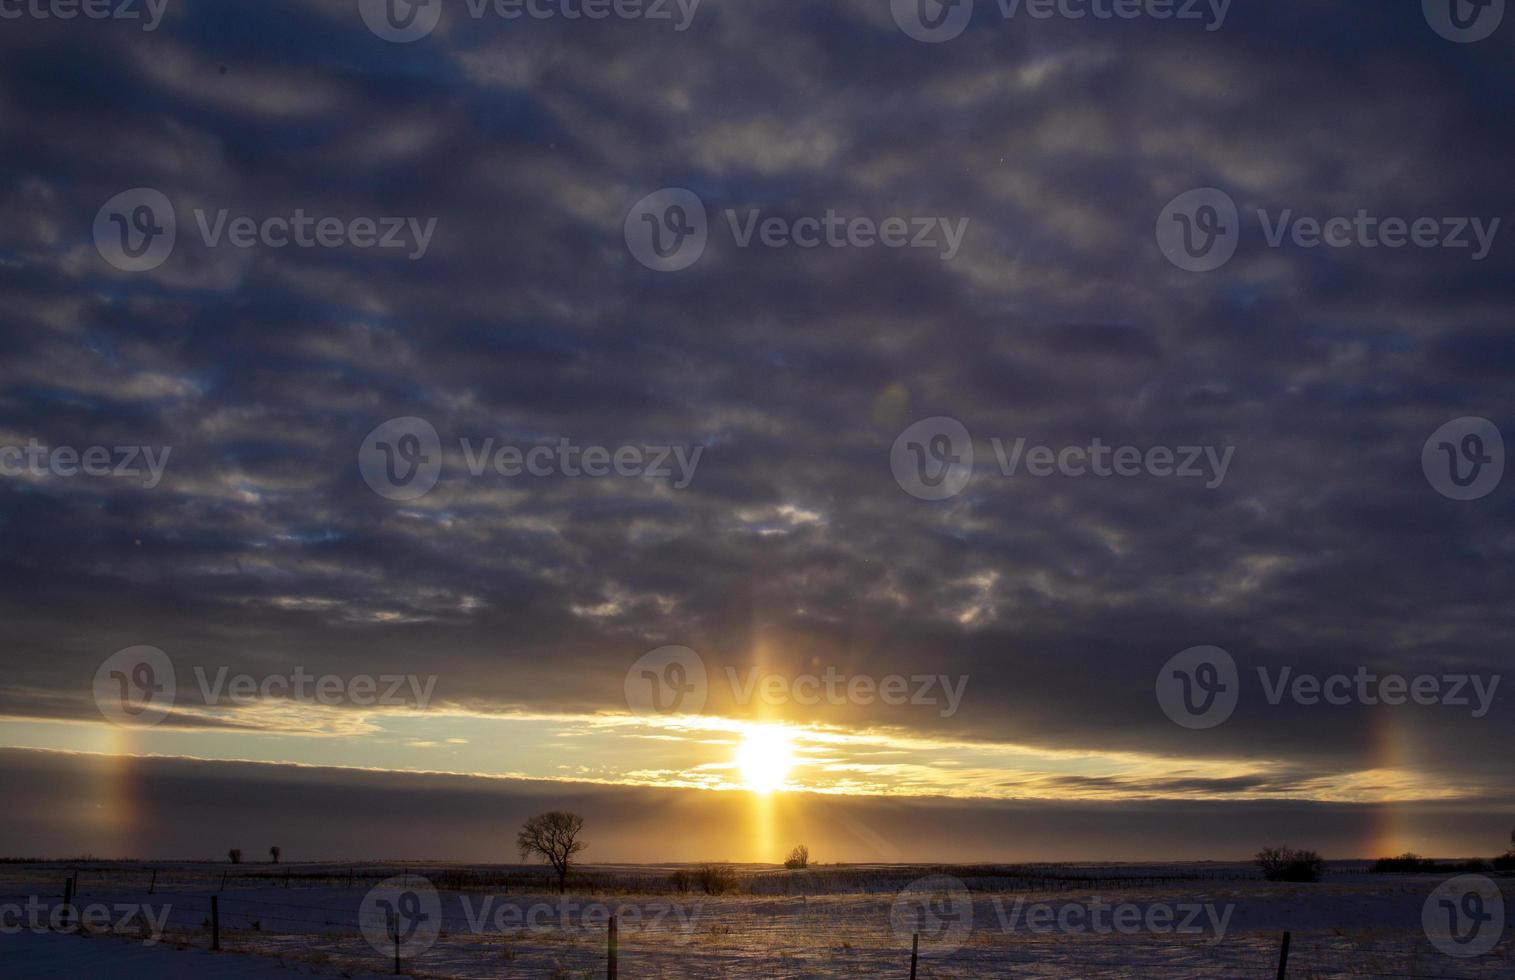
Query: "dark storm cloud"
0 0 1511 808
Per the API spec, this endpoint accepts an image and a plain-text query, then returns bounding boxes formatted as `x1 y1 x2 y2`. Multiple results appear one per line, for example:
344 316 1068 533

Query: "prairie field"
2 860 1509 978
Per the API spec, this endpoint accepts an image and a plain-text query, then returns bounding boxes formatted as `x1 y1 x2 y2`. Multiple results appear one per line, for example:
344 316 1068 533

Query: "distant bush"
1492 852 1515 872
784 845 810 870
1373 852 1435 873
1256 847 1325 883
696 863 739 895
1373 853 1490 874
228 849 243 864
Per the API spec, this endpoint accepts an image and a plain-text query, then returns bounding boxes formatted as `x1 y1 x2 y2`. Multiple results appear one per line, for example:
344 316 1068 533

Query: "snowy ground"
1 862 1509 978
4 930 391 980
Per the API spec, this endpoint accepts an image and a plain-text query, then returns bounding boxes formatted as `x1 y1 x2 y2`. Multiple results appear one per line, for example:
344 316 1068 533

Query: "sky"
0 0 1512 864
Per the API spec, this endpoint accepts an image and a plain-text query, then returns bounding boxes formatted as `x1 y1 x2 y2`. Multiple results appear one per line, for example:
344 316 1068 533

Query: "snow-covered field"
1 862 1509 978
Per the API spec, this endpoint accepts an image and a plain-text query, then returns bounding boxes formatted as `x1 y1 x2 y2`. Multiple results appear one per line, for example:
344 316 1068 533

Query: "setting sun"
736 726 796 793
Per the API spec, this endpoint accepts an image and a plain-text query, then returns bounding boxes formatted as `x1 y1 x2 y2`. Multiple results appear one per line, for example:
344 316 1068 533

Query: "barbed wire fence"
6 870 1510 979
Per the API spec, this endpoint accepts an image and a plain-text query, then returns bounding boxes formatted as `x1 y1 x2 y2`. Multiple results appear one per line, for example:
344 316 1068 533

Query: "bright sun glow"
737 726 795 793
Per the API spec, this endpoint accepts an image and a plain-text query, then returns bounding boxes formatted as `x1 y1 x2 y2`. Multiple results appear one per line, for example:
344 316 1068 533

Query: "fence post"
607 913 619 979
910 932 919 980
220 870 228 892
392 911 402 975
1276 930 1291 979
60 877 74 932
285 868 291 889
348 868 354 889
149 869 157 895
211 896 220 951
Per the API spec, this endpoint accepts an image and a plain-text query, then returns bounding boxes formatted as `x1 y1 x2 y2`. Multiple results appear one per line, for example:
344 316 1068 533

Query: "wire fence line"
6 876 1509 980
8 890 1502 975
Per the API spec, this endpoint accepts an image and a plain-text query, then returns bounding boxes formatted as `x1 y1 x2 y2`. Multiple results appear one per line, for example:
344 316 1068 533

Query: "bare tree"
1255 846 1325 882
517 811 585 894
784 845 809 870
228 848 243 864
270 846 281 864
